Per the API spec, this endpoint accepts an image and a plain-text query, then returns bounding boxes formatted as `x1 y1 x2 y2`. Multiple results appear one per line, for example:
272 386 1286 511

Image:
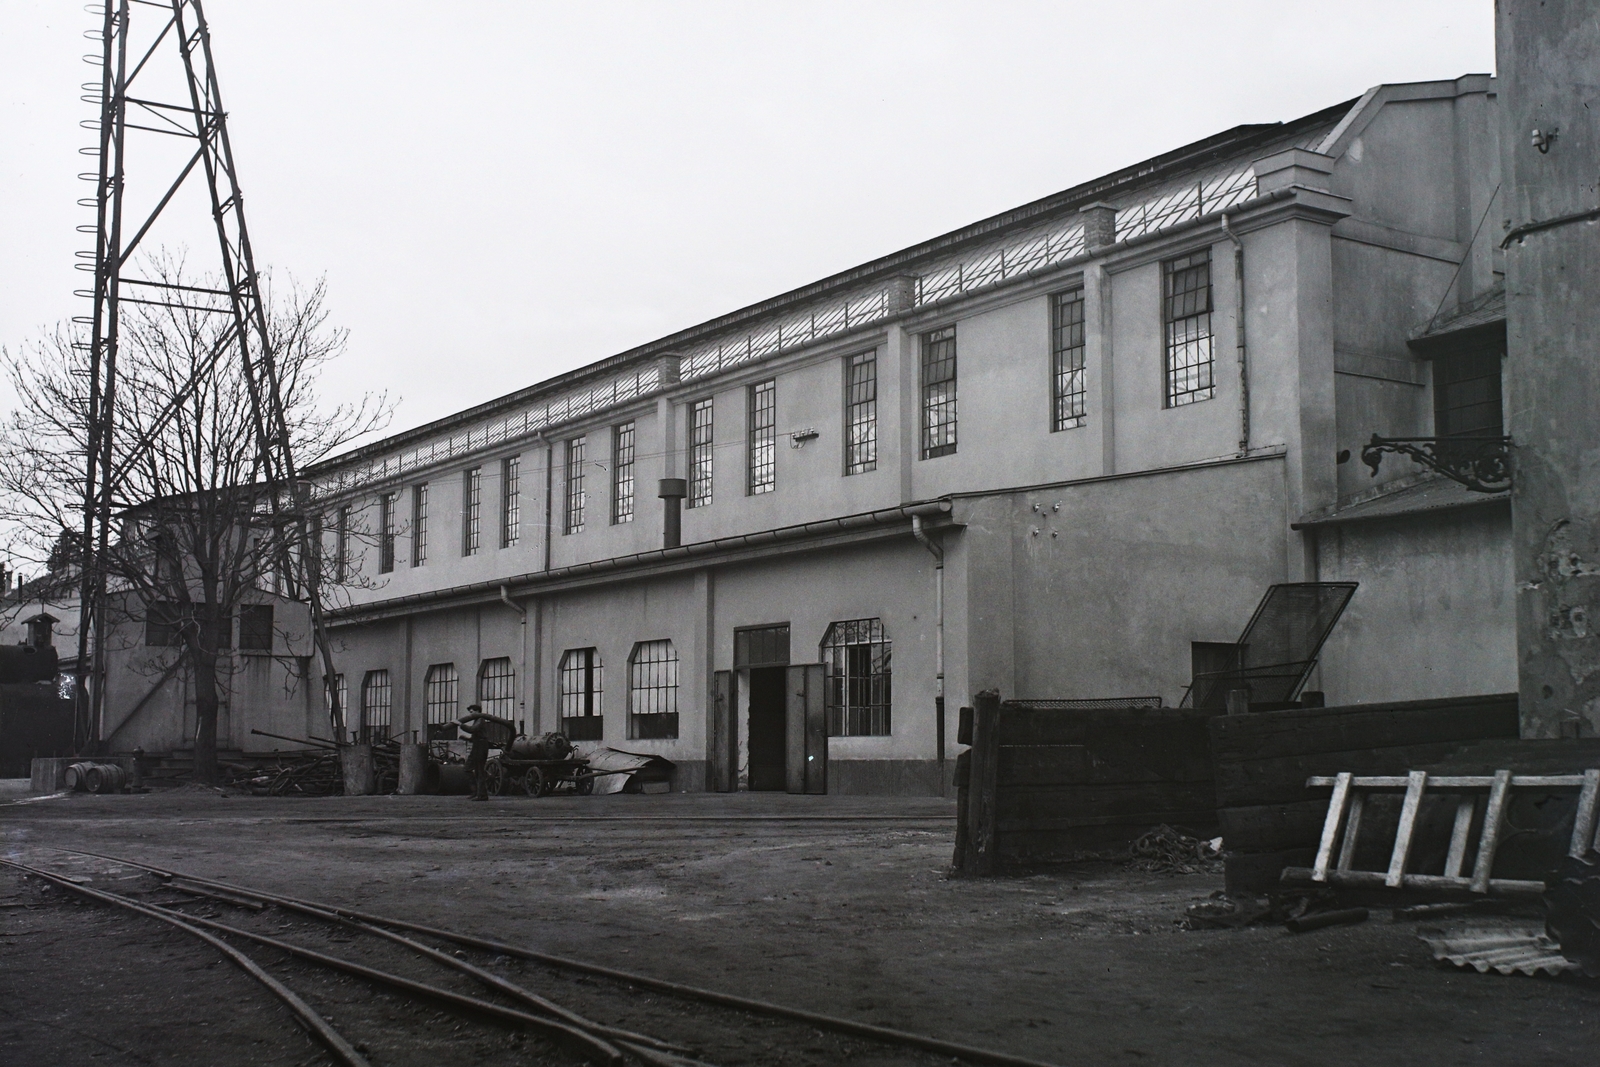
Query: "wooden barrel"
85 763 126 794
64 762 94 792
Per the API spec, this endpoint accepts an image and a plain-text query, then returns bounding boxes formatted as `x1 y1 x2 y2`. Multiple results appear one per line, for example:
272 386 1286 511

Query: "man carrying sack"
454 705 514 801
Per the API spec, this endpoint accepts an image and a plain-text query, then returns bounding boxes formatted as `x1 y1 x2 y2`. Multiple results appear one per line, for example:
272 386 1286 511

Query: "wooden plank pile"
1208 695 1519 894
953 691 1217 875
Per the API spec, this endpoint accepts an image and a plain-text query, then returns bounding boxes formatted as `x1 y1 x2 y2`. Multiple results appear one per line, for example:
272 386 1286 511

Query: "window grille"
324 673 347 723
144 601 182 647
564 436 586 534
424 663 459 739
477 657 515 720
747 380 776 495
335 505 350 582
1051 289 1087 431
844 351 877 475
689 398 714 508
411 483 429 566
462 466 481 556
1434 347 1504 438
821 619 892 737
238 604 273 652
361 669 392 739
921 327 957 458
629 639 680 740
558 647 604 742
501 455 520 547
612 422 635 524
379 493 396 573
1163 250 1215 407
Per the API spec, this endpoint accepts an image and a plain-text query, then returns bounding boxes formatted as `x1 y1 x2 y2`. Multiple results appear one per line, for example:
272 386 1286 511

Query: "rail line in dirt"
4 846 1066 1067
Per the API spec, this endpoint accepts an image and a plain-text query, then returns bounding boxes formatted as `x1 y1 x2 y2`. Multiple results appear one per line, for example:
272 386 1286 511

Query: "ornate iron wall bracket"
1360 434 1512 493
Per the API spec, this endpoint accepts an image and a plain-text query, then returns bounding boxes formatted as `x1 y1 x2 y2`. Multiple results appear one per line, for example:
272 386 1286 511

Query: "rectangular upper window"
379 493 396 573
747 380 776 495
411 483 429 566
501 456 520 547
1051 289 1087 431
689 398 714 508
921 326 957 459
334 504 351 583
238 604 273 652
845 351 877 475
1434 346 1504 438
564 436 586 534
1163 249 1215 407
462 467 482 556
144 601 182 647
612 422 635 524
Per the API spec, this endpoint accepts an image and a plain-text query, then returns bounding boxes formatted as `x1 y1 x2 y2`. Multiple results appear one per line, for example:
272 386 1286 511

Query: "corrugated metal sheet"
1423 927 1582 977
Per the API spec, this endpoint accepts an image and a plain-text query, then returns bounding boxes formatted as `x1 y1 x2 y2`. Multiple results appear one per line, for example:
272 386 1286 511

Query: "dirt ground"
3 787 1597 1066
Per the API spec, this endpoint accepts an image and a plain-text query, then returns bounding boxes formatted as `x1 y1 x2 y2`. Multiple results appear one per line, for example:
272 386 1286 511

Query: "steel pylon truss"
75 0 344 748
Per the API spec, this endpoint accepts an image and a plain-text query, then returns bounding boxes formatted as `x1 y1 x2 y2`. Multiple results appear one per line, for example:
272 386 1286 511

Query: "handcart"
485 754 595 797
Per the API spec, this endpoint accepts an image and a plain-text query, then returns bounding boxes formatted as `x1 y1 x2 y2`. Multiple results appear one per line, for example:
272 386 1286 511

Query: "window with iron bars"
411 483 428 566
335 505 351 582
424 663 459 740
845 350 877 475
558 647 603 742
379 492 396 573
1163 249 1215 407
629 639 679 740
821 619 892 737
689 398 714 507
238 604 273 652
478 657 515 721
501 455 520 547
462 466 481 556
612 422 635 524
747 380 776 495
361 669 392 740
921 327 957 458
1051 289 1087 431
564 436 586 534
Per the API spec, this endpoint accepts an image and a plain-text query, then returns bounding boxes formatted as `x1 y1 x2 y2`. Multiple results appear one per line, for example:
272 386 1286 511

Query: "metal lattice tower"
75 0 343 748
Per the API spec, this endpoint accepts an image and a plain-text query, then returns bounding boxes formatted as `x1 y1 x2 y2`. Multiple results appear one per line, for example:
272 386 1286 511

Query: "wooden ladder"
1283 769 1600 897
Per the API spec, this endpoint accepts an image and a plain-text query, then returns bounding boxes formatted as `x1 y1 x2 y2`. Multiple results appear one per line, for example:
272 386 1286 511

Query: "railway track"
4 847 1065 1067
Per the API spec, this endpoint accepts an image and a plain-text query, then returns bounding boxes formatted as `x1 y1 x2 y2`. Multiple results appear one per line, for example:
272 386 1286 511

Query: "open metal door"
785 664 827 795
711 670 736 792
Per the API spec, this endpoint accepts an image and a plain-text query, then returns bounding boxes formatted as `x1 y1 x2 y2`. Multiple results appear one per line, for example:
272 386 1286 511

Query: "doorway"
746 666 788 791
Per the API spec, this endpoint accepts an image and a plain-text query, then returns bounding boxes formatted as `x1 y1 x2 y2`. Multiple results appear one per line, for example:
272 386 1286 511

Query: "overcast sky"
2 1 1494 450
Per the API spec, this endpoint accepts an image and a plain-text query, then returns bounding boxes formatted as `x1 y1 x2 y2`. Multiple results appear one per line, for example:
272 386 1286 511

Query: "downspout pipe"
910 514 946 794
1221 210 1250 456
499 585 528 734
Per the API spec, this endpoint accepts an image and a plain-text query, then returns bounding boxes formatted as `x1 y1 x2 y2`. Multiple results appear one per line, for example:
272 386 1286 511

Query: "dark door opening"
747 666 788 791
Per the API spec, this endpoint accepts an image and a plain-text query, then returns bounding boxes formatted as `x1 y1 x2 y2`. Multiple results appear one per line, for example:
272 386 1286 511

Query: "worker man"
454 705 514 801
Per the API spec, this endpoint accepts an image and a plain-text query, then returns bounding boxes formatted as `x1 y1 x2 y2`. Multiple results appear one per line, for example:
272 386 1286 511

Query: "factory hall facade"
278 75 1510 794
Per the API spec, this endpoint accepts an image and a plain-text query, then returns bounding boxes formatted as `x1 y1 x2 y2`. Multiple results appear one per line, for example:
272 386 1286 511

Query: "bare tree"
0 258 388 782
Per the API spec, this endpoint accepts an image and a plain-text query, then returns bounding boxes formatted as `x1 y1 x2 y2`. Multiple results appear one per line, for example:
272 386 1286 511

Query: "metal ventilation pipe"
658 478 688 549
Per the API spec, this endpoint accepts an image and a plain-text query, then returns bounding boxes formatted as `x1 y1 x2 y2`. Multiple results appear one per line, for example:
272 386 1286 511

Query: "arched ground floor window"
821 619 891 737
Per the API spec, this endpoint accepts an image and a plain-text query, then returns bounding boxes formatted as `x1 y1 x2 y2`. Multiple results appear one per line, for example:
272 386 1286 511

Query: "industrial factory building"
74 75 1514 793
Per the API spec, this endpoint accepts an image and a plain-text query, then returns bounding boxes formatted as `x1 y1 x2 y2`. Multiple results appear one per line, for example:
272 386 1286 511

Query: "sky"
2 1 1495 452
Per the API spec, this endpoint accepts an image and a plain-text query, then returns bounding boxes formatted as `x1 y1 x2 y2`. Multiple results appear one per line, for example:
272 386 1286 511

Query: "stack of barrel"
63 761 127 794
